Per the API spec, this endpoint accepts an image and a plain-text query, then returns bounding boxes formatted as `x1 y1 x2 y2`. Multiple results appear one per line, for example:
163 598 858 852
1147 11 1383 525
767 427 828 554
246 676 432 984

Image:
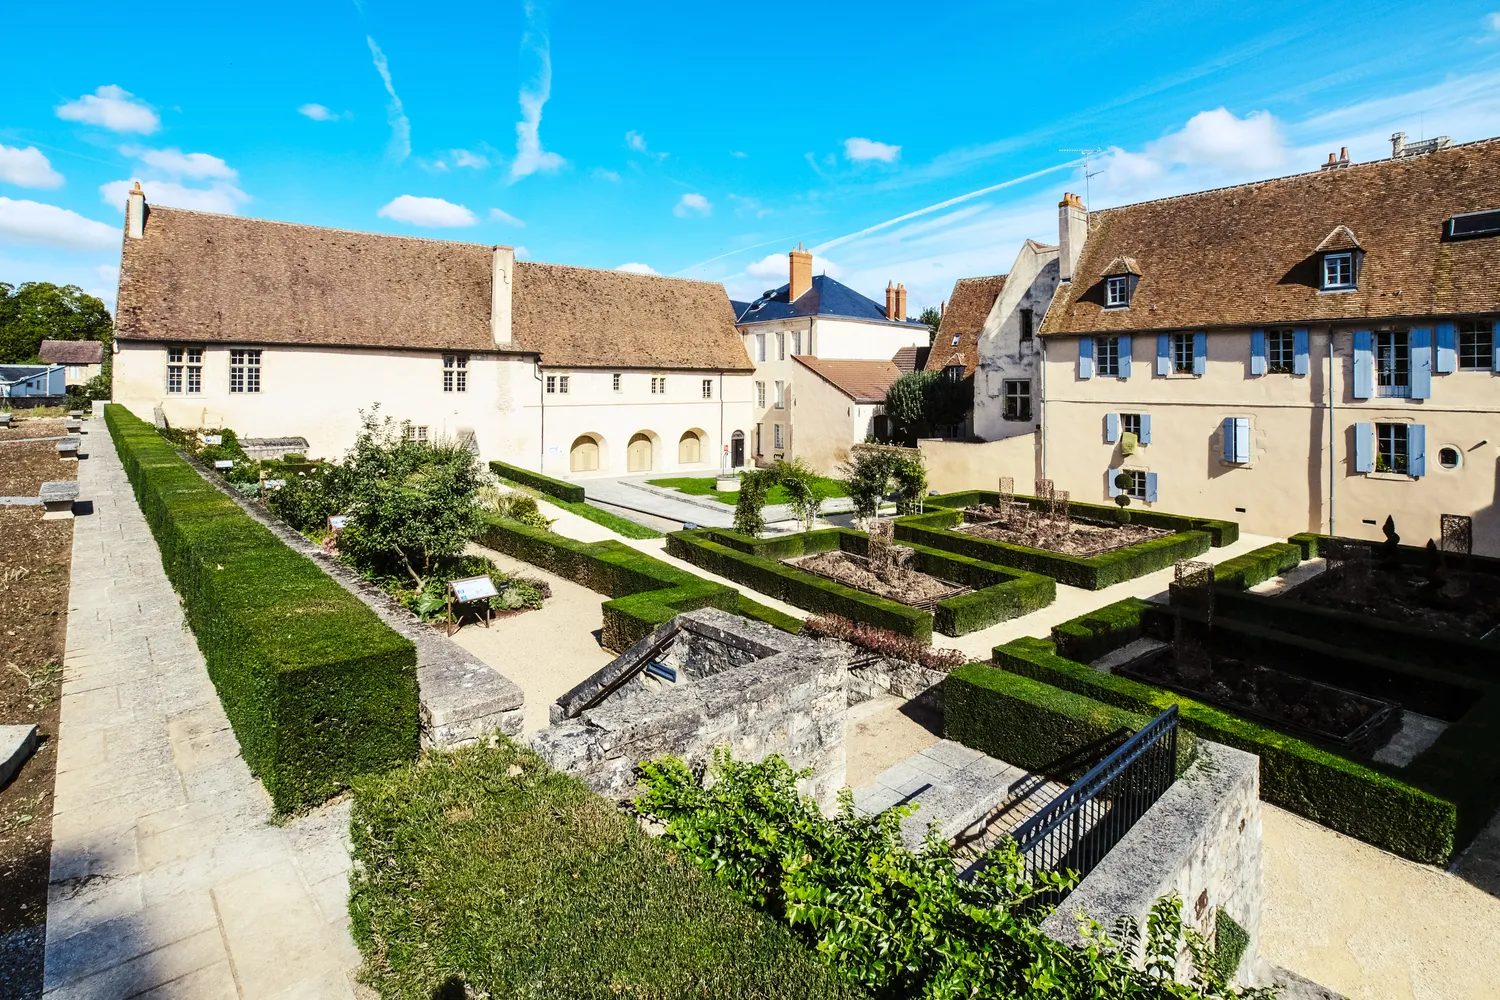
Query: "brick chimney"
789 243 813 301
895 283 908 321
1058 192 1088 284
885 281 897 320
491 245 514 347
126 181 146 239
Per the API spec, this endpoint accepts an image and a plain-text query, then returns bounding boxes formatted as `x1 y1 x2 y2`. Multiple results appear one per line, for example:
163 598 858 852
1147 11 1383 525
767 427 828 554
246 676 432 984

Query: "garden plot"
957 502 1170 558
1281 554 1500 638
789 527 970 610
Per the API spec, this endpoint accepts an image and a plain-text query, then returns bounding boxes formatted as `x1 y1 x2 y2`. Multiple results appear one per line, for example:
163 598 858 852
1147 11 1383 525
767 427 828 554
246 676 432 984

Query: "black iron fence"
1011 705 1180 884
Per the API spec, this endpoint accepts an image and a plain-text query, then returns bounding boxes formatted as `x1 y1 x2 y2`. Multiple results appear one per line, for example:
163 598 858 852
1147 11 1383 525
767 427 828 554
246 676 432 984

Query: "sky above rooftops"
4 1 1500 316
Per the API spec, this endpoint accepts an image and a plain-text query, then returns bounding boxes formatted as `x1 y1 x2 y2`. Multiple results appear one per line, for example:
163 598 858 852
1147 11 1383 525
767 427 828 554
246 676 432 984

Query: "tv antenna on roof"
1060 147 1106 208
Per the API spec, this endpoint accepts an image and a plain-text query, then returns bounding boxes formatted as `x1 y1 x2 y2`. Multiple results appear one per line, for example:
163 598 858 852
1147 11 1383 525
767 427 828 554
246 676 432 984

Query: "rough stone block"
0 724 38 789
41 479 81 520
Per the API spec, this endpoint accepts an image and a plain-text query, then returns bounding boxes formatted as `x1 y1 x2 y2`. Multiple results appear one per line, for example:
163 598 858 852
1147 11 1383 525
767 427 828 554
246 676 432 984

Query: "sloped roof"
115 206 751 371
1040 137 1500 335
891 345 930 372
38 339 104 364
793 356 902 403
1313 225 1361 254
733 274 926 329
1102 255 1142 276
924 274 1005 377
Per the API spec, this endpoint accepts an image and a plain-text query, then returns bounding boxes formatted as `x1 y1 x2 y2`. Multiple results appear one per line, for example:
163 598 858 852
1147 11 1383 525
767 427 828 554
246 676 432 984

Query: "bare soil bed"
789 549 968 605
1283 563 1500 638
957 504 1170 557
0 417 66 445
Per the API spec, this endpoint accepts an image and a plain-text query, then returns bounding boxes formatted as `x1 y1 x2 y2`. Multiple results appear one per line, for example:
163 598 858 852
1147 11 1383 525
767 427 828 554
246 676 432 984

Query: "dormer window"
1105 275 1131 307
942 364 964 383
1323 252 1354 290
1313 226 1361 291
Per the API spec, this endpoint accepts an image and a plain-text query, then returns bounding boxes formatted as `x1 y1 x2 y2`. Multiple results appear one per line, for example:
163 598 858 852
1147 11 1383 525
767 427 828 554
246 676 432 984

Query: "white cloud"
593 167 622 182
298 103 342 122
366 36 411 161
511 3 566 180
378 195 477 227
100 178 250 215
673 192 711 218
731 150 748 159
1089 108 1290 206
513 245 530 258
745 251 841 283
625 131 648 153
56 85 159 134
0 145 64 189
844 137 901 163
0 198 119 251
488 207 525 226
125 147 238 181
1488 12 1500 32
452 148 489 169
616 262 658 274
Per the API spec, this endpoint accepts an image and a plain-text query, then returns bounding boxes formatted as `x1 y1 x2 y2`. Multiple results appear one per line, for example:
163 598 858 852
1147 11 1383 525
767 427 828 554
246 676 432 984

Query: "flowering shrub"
803 613 967 671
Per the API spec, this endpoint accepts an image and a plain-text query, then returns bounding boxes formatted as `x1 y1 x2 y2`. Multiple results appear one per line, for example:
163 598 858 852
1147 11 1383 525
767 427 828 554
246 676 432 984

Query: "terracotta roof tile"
891 345 930 372
1040 137 1500 336
924 274 1005 377
38 339 103 364
794 356 902 403
1313 225 1361 253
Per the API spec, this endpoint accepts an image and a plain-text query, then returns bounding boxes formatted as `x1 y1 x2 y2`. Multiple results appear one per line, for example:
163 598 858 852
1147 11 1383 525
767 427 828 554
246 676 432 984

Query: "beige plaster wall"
789 371 865 475
918 436 1038 495
974 244 1058 442
813 317 928 361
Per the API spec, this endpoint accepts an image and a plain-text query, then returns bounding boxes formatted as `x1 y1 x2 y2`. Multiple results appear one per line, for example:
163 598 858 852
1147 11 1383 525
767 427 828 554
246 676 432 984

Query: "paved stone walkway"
44 434 367 999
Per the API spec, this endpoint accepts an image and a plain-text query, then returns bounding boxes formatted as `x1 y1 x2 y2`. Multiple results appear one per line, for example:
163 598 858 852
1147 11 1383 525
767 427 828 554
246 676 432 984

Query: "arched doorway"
627 432 653 472
569 435 600 473
731 430 745 468
678 430 703 465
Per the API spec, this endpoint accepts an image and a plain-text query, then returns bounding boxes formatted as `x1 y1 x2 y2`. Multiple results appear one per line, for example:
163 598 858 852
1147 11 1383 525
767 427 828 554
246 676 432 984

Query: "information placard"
214 459 233 469
202 434 223 446
449 575 499 603
328 515 349 531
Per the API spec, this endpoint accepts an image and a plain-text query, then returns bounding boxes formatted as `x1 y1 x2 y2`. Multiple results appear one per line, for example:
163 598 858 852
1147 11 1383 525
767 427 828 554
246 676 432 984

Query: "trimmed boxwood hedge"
105 405 419 813
989 635 1457 864
924 490 1240 547
666 527 1056 641
1049 597 1155 662
489 459 586 503
474 514 794 649
1208 542 1302 591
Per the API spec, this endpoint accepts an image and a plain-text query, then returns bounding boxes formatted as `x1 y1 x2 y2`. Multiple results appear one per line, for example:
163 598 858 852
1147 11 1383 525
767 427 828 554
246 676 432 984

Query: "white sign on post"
214 459 233 469
328 515 349 531
449 576 499 603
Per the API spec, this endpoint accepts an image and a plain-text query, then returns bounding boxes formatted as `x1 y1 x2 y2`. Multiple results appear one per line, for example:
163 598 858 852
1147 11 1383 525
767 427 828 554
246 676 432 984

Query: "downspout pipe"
533 361 544 472
1328 338 1335 536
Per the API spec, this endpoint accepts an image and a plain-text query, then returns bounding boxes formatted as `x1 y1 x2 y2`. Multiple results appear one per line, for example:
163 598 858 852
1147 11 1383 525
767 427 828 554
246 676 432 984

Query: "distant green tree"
918 305 942 346
0 282 113 363
884 370 935 443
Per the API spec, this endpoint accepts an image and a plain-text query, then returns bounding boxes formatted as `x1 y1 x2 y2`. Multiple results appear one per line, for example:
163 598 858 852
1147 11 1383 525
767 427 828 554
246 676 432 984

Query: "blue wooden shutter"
1235 417 1250 463
1118 334 1132 379
1408 424 1426 477
1107 466 1122 498
1079 336 1094 379
1221 417 1236 462
1140 413 1152 444
1352 330 1374 399
1493 321 1500 372
1156 334 1170 376
1293 328 1310 375
1145 472 1159 503
1105 412 1120 443
1250 329 1267 375
1410 327 1432 399
1192 332 1207 375
1354 421 1374 472
1436 322 1456 374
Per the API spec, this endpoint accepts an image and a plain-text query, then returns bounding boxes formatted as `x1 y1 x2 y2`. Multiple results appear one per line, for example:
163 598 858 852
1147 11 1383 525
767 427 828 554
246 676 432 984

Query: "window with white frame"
1267 328 1295 373
1123 468 1147 499
1121 413 1142 439
167 346 203 394
651 376 666 394
1169 333 1194 374
791 331 801 355
755 381 766 407
1323 252 1354 289
1096 336 1120 377
942 364 964 383
229 349 261 393
612 373 622 391
777 332 786 360
443 354 468 392
774 380 785 408
755 333 766 361
773 423 784 449
1002 380 1031 421
403 423 428 443
1376 422 1409 474
559 375 570 394
1376 331 1410 397
702 378 713 399
1105 275 1131 307
1458 321 1493 370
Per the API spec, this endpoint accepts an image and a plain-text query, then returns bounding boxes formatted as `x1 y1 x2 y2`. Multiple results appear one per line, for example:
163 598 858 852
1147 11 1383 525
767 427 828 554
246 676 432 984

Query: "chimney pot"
491 245 514 347
789 245 813 302
1058 191 1088 283
1339 146 1349 161
885 282 897 321
895 283 908 321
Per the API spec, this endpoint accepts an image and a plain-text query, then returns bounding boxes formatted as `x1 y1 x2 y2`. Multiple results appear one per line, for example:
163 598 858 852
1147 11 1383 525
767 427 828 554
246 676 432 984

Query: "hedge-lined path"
43 434 369 999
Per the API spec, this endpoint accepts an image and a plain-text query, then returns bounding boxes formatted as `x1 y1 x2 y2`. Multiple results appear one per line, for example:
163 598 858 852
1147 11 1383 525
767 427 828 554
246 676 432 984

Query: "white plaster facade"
973 242 1060 442
790 367 884 475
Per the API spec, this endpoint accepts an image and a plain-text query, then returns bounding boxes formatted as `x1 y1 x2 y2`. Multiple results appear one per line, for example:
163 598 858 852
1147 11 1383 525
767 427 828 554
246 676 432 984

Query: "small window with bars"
1170 333 1194 374
1267 329 1295 373
1376 331 1410 397
1376 423 1409 474
1105 275 1131 307
1458 321 1493 370
756 381 766 408
1323 252 1354 289
442 354 468 392
701 379 713 399
404 423 428 443
773 423 784 449
612 373 622 391
229 349 260 393
1124 469 1147 499
1121 413 1142 439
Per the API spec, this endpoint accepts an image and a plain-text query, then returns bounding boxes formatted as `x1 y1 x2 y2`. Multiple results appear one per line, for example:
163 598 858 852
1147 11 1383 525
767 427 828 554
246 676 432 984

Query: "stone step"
0 724 38 789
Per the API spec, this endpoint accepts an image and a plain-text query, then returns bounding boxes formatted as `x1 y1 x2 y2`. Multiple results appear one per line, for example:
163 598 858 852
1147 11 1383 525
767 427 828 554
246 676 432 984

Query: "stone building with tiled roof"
791 356 907 473
37 338 105 386
1036 136 1500 552
112 186 755 477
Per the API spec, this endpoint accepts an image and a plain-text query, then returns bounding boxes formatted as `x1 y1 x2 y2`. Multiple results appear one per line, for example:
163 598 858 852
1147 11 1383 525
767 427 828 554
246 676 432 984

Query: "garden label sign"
446 575 499 636
328 515 349 531
214 459 233 470
202 434 223 446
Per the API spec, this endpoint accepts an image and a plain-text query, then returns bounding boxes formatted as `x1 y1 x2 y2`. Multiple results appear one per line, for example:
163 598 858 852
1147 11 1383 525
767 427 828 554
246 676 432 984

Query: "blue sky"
5 1 1500 316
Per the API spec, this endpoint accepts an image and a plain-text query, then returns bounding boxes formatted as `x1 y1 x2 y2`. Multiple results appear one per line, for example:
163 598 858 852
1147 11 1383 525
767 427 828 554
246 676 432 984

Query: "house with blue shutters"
1033 134 1500 554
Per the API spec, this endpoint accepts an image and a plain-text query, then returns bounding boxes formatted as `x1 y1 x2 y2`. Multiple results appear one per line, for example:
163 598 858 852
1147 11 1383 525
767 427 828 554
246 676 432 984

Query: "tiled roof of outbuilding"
1040 137 1500 335
38 339 104 364
891 345 930 372
793 356 903 403
923 274 1005 377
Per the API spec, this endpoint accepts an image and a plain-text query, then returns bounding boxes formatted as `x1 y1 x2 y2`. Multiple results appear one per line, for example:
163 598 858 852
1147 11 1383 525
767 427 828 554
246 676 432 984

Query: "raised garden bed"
1282 561 1500 639
788 549 970 610
958 503 1171 557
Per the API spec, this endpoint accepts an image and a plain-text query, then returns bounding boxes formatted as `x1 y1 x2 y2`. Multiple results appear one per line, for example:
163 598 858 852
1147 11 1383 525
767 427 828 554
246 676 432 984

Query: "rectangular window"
229 349 260 393
950 333 961 346
1105 275 1131 307
546 375 557 394
442 354 468 392
774 380 785 408
1002 380 1031 421
404 423 428 443
773 423 784 449
1376 422 1409 474
1124 469 1147 500
791 331 801 355
1458 321 1494 370
168 346 203 394
651 376 666 394
1170 333 1194 374
756 333 766 361
612 373 622 391
559 375 569 394
1096 336 1119 377
1121 413 1142 439
1019 308 1034 342
167 347 182 393
1267 329 1295 373
1376 331 1410 397
942 364 964 383
777 332 786 360
702 378 713 399
1323 252 1354 289
755 381 766 408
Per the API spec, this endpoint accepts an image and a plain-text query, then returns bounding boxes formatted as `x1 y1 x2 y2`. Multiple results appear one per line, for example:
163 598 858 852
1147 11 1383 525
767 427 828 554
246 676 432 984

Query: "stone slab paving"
44 433 369 999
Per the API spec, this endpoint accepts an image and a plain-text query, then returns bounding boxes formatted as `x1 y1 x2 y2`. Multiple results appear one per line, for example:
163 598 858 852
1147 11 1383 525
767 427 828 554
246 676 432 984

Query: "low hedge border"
666 527 1056 641
1207 542 1302 591
474 514 795 649
105 405 419 813
489 459 585 504
989 636 1457 863
924 490 1240 547
1049 597 1156 662
894 504 1211 591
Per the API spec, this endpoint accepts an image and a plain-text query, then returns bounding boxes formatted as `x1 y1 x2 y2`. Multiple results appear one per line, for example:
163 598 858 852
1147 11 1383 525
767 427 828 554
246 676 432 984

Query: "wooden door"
570 436 599 472
627 433 652 472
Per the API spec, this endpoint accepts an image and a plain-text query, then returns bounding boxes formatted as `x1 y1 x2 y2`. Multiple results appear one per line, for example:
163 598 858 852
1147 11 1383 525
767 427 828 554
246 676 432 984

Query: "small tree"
733 467 777 537
839 444 928 527
774 457 824 532
884 370 935 444
918 305 942 345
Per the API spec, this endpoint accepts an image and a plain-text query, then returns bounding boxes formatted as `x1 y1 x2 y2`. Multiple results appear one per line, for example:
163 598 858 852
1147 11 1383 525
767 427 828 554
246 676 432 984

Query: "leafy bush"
775 457 826 531
349 741 856 1000
802 613 965 671
734 467 778 537
480 487 553 531
1050 597 1156 662
1209 543 1301 591
266 472 341 532
383 554 552 621
638 750 1270 1000
839 443 928 523
490 469 664 539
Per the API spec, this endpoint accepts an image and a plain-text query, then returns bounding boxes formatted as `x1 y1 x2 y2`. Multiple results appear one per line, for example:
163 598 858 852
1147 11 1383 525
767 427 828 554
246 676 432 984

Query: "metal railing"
1011 705 1180 884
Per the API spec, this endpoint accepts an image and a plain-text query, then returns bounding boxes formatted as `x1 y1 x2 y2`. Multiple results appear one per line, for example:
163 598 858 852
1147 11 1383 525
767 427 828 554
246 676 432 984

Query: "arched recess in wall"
678 428 706 465
627 432 654 473
570 434 601 473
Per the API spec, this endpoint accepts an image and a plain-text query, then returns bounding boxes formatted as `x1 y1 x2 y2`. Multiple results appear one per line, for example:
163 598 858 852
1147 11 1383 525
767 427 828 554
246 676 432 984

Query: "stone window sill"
1365 471 1416 483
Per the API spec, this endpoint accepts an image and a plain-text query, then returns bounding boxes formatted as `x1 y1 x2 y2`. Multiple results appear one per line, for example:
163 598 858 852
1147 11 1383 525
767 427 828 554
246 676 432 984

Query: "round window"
1438 446 1461 470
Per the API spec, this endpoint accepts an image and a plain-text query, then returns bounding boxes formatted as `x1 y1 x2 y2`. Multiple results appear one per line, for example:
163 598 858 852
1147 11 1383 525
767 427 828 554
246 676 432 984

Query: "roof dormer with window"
1102 256 1141 309
1314 226 1362 291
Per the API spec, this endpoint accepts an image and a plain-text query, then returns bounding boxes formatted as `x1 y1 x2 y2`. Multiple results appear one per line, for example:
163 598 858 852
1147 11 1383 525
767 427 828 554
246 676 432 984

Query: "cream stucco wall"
1039 324 1500 554
789 371 880 476
918 436 1039 495
811 317 928 361
974 245 1059 442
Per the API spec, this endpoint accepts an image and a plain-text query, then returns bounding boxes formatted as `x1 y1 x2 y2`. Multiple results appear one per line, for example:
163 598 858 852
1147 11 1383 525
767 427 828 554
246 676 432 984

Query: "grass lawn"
496 475 664 539
648 475 849 507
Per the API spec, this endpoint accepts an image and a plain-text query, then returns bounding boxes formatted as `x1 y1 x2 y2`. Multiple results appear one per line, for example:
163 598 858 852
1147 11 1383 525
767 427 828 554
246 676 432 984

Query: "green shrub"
1050 597 1156 662
923 490 1240 547
105 405 418 812
1209 543 1301 591
266 473 340 532
349 741 855 1000
488 459 585 503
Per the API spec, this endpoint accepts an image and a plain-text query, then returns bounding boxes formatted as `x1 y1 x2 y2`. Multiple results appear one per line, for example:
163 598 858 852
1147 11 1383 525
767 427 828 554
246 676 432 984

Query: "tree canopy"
0 282 113 364
918 306 942 345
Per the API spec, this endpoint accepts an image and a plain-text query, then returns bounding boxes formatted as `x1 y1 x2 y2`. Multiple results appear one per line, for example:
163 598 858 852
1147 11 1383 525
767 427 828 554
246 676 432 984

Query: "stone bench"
56 436 81 460
67 409 83 418
0 412 11 427
64 420 82 434
40 480 80 519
